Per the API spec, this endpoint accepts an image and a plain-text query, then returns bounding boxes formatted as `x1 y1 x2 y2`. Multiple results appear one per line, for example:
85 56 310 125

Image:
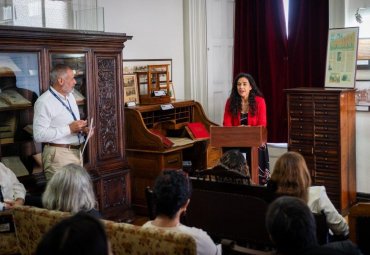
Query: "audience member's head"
218 150 251 178
153 170 192 219
36 212 111 255
269 151 311 202
266 196 318 255
42 164 97 214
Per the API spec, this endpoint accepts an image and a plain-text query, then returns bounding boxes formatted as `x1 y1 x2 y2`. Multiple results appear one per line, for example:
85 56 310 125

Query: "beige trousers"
42 145 82 181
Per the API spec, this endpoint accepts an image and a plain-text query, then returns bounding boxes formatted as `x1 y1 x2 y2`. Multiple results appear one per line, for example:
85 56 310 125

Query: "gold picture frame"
123 74 139 104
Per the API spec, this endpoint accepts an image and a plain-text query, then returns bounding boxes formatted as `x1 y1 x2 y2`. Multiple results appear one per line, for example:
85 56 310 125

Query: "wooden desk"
125 100 221 214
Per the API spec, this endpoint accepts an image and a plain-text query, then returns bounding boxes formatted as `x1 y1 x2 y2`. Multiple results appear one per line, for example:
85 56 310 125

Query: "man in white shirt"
0 163 26 211
33 64 89 180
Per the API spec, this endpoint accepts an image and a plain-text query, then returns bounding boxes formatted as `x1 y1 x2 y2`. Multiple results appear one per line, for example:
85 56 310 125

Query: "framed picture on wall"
123 74 139 104
325 27 359 88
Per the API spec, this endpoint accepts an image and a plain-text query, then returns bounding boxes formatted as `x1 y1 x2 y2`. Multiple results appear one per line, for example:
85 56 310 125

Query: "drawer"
291 123 314 132
315 140 338 147
289 146 313 155
164 152 182 169
314 101 338 109
315 161 339 172
290 132 314 140
314 148 338 156
314 109 338 116
314 118 338 125
289 101 313 109
289 116 314 123
314 133 338 141
289 139 314 146
313 94 338 101
314 125 338 133
289 94 313 101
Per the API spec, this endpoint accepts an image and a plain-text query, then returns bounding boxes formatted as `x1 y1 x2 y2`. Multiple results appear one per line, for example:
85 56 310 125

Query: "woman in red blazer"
223 73 269 184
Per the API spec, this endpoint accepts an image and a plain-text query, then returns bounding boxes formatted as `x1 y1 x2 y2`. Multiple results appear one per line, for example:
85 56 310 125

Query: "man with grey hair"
33 64 89 180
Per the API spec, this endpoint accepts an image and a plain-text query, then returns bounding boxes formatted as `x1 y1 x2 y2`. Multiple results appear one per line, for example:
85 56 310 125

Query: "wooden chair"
221 239 274 255
348 202 370 255
194 165 251 185
183 177 276 249
313 212 329 245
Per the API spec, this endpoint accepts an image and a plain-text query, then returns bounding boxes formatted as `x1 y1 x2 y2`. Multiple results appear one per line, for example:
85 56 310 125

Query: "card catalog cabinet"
0 25 132 221
286 88 356 214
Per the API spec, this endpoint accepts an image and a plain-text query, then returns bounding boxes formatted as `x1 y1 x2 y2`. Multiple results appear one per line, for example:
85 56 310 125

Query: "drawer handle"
167 159 179 164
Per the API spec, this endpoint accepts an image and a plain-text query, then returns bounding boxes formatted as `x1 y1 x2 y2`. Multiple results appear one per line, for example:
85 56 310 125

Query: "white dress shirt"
308 186 349 236
0 163 26 211
33 87 82 145
142 221 221 255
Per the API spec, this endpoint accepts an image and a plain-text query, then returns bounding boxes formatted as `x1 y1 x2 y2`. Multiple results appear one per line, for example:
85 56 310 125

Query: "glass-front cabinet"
0 52 40 176
0 25 132 221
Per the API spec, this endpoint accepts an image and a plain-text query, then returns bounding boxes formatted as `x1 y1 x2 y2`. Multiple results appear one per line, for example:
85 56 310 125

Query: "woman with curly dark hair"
223 73 269 184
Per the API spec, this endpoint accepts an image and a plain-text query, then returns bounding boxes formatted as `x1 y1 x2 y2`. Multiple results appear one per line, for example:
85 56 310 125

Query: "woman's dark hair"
266 196 317 255
36 212 110 255
218 150 251 184
229 73 263 117
153 170 192 219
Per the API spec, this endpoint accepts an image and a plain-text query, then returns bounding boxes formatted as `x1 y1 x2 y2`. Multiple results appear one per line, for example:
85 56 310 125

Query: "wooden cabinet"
286 88 356 214
125 100 221 214
0 25 132 221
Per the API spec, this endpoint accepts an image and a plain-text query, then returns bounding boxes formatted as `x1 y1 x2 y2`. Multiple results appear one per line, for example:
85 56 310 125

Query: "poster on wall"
325 27 359 88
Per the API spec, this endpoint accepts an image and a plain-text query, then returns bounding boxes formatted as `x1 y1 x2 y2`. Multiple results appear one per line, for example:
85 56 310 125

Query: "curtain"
288 0 329 89
234 0 287 142
233 0 328 142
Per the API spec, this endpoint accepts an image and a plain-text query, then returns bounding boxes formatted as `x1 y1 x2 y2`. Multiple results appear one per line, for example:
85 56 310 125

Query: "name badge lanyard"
49 88 81 144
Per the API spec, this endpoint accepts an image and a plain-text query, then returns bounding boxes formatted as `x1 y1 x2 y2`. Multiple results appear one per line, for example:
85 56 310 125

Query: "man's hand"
3 198 24 209
69 120 87 134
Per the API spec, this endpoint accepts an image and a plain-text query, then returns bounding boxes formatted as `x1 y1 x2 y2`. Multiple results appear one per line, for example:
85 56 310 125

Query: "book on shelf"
149 129 174 148
23 124 33 135
185 122 210 140
72 89 85 104
0 137 14 144
1 156 29 177
0 114 16 139
0 89 32 107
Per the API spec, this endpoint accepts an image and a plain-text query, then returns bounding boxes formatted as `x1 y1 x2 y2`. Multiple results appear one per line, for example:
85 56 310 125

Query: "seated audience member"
0 162 26 210
142 170 221 255
217 149 252 184
36 212 112 255
266 196 362 255
269 151 349 237
42 163 100 217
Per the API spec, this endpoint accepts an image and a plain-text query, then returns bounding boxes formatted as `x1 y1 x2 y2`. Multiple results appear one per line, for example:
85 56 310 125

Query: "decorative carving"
97 57 119 158
102 174 128 208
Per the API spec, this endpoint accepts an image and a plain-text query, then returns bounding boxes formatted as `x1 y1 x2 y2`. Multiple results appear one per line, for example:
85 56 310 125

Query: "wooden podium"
210 126 267 184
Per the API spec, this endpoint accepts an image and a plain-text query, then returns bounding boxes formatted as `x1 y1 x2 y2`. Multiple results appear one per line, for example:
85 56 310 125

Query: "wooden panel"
210 126 267 148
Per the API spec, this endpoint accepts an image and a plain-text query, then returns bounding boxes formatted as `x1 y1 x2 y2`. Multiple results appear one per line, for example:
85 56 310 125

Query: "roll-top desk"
125 100 221 214
286 88 356 214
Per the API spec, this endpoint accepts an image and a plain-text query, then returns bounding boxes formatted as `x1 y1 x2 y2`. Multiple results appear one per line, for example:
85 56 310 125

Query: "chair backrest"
313 212 329 245
104 220 197 255
183 178 275 248
349 202 370 255
195 165 251 185
12 206 71 255
0 210 19 255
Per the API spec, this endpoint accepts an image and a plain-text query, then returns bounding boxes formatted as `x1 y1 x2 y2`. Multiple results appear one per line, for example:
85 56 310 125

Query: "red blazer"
223 96 267 127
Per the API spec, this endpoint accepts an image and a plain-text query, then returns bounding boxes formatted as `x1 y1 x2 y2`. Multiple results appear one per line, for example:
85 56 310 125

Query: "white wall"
98 0 185 99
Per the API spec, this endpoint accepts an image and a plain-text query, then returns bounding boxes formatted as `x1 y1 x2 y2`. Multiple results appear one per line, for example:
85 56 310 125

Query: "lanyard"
49 88 77 121
49 88 81 144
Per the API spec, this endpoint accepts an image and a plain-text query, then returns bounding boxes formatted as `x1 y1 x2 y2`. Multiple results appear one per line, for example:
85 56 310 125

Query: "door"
206 0 235 124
